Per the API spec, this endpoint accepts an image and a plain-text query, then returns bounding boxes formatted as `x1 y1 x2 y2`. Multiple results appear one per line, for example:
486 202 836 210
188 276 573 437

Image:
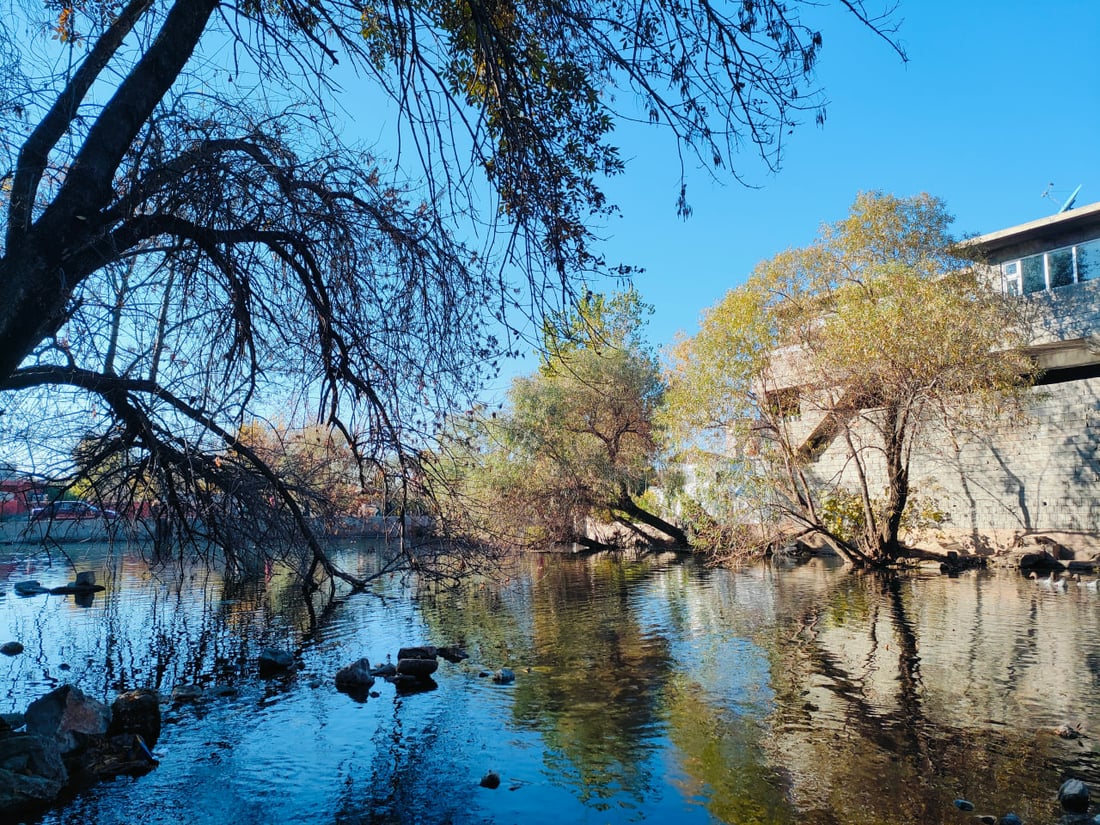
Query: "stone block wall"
802 377 1100 539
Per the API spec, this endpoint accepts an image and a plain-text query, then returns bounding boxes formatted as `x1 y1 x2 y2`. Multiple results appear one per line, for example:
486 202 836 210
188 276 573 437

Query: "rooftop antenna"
1043 183 1083 213
1059 184 1082 213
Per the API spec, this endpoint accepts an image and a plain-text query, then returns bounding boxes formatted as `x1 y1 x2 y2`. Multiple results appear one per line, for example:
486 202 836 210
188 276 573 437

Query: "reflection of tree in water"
663 674 796 824
2 541 329 711
508 555 673 808
332 699 475 825
763 570 1064 824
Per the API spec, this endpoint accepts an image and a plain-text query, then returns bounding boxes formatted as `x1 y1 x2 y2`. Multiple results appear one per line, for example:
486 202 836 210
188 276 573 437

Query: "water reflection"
2 545 1100 824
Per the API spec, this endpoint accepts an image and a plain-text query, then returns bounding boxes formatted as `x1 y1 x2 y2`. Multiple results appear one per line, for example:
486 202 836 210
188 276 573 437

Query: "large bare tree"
0 0 902 587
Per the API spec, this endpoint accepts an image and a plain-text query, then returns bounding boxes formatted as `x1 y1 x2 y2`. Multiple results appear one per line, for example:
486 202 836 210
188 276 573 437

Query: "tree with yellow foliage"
666 192 1034 566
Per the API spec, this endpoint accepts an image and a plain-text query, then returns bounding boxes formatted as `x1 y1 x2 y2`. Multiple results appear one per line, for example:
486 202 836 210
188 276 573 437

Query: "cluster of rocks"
953 777 1097 823
939 551 987 576
333 644 470 696
14 572 105 606
2 640 512 817
1 685 160 818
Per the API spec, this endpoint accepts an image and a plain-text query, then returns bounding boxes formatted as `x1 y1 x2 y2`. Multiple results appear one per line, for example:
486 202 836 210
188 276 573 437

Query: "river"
2 541 1099 824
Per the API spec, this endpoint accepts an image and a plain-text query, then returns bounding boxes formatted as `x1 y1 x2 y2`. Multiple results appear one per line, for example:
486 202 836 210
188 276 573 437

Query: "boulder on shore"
1019 551 1066 573
25 685 111 755
0 733 68 817
108 689 161 748
74 733 157 783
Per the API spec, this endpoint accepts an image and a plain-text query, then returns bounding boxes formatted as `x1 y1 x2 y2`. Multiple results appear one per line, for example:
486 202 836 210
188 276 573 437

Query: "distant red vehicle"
30 501 118 521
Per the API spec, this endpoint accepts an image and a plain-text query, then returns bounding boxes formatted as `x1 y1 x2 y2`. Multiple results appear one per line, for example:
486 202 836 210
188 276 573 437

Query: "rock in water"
335 658 375 691
78 733 158 781
396 658 439 679
1059 778 1090 813
437 646 469 663
396 646 437 661
109 689 161 748
25 685 111 755
479 771 501 789
170 684 203 703
0 642 24 656
492 668 515 684
13 581 46 597
257 648 295 675
74 571 96 587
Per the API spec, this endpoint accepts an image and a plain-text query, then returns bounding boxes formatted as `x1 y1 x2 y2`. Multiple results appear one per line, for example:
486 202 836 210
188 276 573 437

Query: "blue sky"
581 0 1100 356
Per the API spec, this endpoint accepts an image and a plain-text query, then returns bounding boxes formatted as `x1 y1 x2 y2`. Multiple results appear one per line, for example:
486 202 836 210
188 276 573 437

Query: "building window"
1002 239 1100 294
1021 255 1045 293
1078 238 1100 281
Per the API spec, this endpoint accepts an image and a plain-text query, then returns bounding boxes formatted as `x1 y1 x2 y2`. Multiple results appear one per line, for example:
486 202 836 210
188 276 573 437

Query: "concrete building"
793 201 1100 557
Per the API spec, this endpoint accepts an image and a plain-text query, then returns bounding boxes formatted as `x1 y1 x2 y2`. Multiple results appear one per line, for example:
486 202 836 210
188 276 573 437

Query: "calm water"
2 542 1099 825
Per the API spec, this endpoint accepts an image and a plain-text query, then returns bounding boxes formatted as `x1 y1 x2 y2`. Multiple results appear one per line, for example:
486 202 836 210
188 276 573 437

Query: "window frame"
1001 239 1099 295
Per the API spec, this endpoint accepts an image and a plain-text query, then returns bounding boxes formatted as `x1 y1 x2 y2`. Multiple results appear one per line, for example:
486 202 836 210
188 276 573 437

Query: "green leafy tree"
435 292 684 549
666 192 1034 566
0 0 901 584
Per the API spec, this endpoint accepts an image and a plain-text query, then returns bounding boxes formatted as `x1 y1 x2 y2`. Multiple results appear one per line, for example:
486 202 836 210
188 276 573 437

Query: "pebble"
954 799 975 812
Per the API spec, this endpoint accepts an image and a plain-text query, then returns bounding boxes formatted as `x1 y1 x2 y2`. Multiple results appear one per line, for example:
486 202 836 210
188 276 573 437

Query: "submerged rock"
258 648 296 675
1 641 24 656
170 684 203 703
437 646 469 663
1059 778 1090 813
479 771 501 789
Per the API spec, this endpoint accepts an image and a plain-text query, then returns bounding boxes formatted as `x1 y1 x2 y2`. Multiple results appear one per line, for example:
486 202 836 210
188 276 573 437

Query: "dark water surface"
2 542 1099 824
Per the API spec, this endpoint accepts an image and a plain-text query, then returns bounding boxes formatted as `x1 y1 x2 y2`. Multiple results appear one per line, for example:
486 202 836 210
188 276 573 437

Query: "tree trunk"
615 492 688 546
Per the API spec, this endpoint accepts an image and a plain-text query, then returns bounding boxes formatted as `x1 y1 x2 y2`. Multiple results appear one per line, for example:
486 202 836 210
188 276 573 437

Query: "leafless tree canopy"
0 0 901 587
